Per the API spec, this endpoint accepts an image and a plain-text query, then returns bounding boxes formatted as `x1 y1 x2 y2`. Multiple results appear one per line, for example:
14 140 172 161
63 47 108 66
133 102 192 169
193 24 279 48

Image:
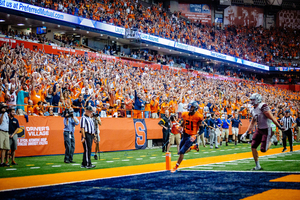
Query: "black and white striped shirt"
80 115 95 134
281 116 295 130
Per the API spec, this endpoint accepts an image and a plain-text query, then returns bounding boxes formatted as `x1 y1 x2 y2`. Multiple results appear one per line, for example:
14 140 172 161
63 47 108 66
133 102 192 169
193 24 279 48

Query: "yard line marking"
100 159 105 161
220 150 225 151
150 157 156 159
30 167 40 169
204 152 209 153
223 162 238 165
151 155 157 156
52 165 61 168
122 160 130 162
92 162 97 164
113 158 120 160
161 156 165 158
174 155 179 156
212 151 216 152
106 161 114 163
136 158 143 160
126 157 133 159
26 164 34 167
140 155 146 157
46 163 54 165
194 153 199 154
72 164 80 166
6 168 17 171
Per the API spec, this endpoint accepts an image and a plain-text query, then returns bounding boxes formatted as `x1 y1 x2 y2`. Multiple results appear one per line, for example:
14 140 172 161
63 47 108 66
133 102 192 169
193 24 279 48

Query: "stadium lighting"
25 18 28 20
42 21 45 24
58 25 60 27
116 38 118 40
87 31 89 33
7 14 10 17
17 23 25 26
180 52 182 54
158 47 160 49
169 50 171 52
0 20 5 22
101 34 103 36
146 44 148 46
73 28 76 31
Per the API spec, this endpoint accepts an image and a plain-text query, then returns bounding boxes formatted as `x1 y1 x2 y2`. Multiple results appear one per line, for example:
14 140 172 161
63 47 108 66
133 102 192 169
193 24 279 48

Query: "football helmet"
188 101 199 114
249 93 262 106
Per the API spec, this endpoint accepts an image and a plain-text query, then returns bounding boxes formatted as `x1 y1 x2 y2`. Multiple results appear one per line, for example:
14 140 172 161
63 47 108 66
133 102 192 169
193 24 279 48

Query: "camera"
92 113 99 117
62 109 73 118
0 103 8 114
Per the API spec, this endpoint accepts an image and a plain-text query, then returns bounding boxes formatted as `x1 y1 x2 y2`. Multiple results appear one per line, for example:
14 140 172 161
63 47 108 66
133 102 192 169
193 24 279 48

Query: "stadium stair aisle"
0 146 299 192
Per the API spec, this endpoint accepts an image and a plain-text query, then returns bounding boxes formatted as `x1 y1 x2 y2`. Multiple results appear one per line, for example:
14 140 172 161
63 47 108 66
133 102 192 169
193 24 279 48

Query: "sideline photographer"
92 111 101 160
6 108 21 165
62 108 79 163
0 103 9 167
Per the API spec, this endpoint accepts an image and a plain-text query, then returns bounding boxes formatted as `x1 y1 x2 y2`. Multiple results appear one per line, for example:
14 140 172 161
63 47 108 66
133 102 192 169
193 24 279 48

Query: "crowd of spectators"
16 0 300 67
0 43 299 120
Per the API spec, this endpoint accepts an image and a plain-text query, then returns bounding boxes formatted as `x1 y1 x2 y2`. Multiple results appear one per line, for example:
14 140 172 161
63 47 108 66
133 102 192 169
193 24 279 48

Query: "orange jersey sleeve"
182 112 203 135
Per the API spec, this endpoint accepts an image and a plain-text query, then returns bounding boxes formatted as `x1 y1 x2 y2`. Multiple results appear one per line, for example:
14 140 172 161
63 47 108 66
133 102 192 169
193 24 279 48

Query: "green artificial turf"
0 143 299 178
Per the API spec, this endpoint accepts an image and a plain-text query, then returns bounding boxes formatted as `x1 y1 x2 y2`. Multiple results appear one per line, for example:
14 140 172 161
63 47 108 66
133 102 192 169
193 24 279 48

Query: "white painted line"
223 162 238 165
174 155 179 157
235 148 240 150
220 150 225 151
136 158 143 160
183 170 300 174
207 165 226 167
106 161 114 163
204 152 209 153
72 164 80 166
150 157 156 159
162 156 166 158
228 149 232 151
122 160 130 162
6 168 17 171
185 154 189 156
194 153 199 154
211 151 216 152
194 167 213 169
92 162 97 164
238 161 250 163
52 165 61 168
30 167 40 169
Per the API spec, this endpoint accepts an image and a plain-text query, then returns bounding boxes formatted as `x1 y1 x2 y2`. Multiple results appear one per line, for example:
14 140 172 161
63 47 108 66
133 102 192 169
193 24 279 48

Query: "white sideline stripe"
220 150 225 151
52 165 61 168
150 157 156 159
92 162 97 164
136 158 143 160
194 153 199 154
30 167 40 169
223 163 238 165
106 161 114 163
72 164 80 166
6 168 17 171
204 152 209 154
194 167 213 169
206 165 226 167
122 160 130 162
211 151 216 152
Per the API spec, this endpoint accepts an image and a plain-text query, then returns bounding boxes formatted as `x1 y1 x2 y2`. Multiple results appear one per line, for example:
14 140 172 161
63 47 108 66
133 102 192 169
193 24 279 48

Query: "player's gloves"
240 131 248 140
190 135 197 142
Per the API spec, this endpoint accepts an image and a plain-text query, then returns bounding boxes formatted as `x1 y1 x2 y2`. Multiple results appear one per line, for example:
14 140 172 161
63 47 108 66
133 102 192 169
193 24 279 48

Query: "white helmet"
249 93 262 105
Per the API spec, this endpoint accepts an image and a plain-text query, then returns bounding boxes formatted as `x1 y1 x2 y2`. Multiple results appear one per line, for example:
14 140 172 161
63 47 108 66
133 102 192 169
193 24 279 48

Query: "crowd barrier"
15 116 250 157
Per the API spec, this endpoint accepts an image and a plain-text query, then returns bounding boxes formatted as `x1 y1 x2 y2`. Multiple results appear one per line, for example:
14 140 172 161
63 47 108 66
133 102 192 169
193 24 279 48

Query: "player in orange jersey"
171 101 203 173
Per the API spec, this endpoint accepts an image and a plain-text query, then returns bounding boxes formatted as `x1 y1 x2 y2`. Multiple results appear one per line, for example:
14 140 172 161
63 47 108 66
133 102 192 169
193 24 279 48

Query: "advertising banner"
224 6 264 27
134 119 147 150
179 4 211 23
266 15 275 29
277 10 300 29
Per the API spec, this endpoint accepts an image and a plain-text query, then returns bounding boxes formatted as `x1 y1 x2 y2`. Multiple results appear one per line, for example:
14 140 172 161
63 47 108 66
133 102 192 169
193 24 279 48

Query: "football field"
0 143 299 199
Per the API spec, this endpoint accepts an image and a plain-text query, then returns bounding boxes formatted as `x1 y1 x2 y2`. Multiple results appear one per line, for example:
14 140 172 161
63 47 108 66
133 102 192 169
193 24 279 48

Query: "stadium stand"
14 0 300 67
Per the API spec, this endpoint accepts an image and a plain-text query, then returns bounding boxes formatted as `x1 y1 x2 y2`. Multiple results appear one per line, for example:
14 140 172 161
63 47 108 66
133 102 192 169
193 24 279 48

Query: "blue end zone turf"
2 171 299 199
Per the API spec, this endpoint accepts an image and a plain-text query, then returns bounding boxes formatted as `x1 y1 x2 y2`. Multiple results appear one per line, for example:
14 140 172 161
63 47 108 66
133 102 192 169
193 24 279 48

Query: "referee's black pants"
82 133 93 167
282 129 293 151
162 129 169 152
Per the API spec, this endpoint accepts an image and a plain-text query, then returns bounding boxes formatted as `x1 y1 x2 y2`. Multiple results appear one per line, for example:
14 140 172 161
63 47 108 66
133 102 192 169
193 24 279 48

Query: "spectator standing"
6 108 20 165
72 94 85 117
0 103 9 167
231 114 242 145
158 110 170 152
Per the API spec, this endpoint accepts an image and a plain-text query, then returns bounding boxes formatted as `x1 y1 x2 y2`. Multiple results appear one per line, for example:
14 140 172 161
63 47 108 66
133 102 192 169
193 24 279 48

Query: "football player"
171 101 203 173
241 93 285 170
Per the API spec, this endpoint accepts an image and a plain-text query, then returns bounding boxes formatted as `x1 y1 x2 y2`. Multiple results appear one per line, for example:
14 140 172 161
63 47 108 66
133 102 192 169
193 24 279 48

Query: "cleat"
171 166 178 173
3 163 9 167
282 148 287 153
86 165 96 169
64 160 70 163
195 143 199 152
226 142 228 146
69 161 76 163
251 167 263 171
11 161 18 165
81 165 86 168
274 141 278 146
215 147 219 149
94 155 98 160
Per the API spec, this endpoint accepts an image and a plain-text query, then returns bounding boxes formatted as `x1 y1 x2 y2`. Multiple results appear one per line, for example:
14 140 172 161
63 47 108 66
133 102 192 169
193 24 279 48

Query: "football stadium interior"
0 0 300 199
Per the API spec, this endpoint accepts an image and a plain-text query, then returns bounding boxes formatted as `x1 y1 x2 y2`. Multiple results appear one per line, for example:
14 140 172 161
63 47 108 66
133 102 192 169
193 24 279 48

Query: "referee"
80 106 95 169
281 110 296 152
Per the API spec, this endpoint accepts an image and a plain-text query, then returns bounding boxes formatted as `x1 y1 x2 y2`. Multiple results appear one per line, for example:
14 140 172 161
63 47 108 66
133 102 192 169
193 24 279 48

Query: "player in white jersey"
241 93 285 170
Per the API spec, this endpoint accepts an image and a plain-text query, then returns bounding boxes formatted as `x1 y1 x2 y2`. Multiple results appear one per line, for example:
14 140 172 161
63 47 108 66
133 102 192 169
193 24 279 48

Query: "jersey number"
185 120 193 131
